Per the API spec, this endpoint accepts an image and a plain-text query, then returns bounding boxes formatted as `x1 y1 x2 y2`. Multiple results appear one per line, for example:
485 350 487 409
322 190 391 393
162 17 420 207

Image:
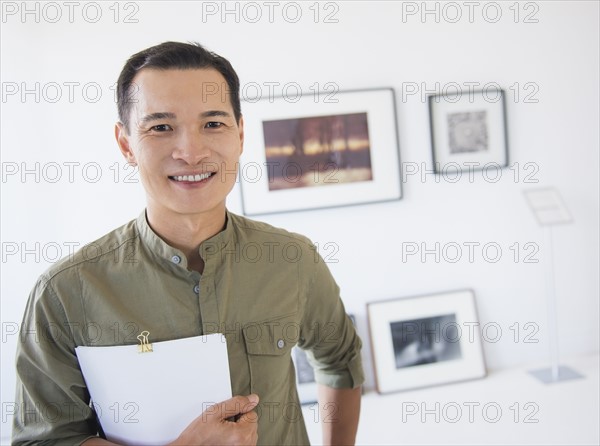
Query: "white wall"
1 1 598 441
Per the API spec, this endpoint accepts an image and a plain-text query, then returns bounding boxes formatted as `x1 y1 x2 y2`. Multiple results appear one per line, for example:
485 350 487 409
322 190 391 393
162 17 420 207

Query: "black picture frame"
428 88 509 174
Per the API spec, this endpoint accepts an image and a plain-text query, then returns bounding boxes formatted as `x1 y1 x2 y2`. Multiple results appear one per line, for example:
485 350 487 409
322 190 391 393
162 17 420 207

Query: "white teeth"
172 173 212 182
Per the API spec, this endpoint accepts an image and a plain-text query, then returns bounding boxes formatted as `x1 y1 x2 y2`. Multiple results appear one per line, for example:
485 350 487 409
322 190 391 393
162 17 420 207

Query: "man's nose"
172 130 211 164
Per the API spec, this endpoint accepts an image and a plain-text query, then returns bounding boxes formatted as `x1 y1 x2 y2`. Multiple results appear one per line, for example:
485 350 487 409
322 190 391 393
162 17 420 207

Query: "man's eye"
205 122 223 129
150 124 172 132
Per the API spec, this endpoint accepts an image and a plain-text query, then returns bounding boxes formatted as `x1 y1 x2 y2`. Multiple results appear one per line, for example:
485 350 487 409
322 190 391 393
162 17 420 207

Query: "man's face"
116 68 243 219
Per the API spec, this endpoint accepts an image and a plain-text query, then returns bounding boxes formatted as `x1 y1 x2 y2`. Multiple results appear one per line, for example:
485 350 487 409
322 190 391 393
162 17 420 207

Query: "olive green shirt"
13 211 364 445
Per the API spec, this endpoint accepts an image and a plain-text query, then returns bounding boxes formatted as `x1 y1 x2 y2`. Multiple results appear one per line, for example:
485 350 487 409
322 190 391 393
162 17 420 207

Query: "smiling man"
115 67 244 274
13 42 364 445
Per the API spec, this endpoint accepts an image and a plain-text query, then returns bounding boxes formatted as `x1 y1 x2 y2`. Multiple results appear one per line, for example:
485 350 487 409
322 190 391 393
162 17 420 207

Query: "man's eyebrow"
140 112 176 124
201 110 232 119
139 111 232 124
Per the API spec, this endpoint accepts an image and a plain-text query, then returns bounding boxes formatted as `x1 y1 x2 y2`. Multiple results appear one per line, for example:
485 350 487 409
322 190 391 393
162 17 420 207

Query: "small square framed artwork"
368 290 486 393
428 88 508 173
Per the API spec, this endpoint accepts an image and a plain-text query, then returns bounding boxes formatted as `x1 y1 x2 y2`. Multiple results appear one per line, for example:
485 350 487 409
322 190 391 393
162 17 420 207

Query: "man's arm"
82 394 259 446
13 277 101 445
298 243 365 445
318 385 361 446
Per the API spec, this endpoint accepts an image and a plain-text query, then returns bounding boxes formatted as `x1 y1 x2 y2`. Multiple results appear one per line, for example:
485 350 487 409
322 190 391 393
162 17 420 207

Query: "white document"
75 333 231 445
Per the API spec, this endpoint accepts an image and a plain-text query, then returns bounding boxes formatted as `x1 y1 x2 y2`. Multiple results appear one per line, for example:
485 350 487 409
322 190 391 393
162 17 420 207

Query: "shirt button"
171 255 181 264
277 339 285 349
194 284 200 294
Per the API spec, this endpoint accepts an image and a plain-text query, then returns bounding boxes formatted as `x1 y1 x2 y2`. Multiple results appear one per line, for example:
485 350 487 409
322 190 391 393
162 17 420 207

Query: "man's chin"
168 202 227 218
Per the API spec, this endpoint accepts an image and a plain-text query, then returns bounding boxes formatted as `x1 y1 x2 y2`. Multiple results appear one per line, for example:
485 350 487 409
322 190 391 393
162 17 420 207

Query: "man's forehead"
130 68 233 112
133 67 225 83
132 68 228 91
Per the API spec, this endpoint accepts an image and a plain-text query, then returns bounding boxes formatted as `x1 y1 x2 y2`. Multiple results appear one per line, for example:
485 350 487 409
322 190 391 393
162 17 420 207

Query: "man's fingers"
203 394 260 421
237 394 259 414
237 410 259 424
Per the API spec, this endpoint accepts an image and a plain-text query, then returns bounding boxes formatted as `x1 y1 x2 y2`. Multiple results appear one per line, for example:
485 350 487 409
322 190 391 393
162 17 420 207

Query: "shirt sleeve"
12 275 99 445
297 245 365 389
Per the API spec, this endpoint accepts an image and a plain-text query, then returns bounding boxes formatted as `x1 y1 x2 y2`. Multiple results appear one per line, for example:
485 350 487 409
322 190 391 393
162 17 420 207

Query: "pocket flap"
242 318 299 356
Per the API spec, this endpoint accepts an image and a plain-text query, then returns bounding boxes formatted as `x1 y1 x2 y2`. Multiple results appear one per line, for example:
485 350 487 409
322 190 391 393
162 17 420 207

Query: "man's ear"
238 115 244 155
115 122 137 165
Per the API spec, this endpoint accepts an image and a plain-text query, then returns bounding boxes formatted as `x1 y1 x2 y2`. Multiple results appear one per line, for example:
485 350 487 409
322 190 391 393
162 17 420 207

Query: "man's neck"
146 205 227 273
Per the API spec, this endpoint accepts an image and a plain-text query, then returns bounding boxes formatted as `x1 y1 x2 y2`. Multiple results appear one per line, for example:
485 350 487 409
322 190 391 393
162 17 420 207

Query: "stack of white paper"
76 333 231 445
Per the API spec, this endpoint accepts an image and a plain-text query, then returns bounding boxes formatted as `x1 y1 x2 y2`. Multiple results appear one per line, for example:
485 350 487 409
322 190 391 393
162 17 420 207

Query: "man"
13 41 364 445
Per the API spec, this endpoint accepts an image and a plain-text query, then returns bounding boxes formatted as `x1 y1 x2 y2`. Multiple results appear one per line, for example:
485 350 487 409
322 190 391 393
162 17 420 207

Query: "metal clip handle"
137 330 153 353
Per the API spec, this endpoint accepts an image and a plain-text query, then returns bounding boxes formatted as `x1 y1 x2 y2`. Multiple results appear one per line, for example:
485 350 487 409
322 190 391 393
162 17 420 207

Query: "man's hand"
169 394 259 446
83 394 259 446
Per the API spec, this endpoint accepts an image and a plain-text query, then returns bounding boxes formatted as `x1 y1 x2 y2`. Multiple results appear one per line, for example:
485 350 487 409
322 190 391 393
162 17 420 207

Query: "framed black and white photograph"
367 290 486 394
293 315 356 404
428 88 508 173
239 88 401 216
291 347 318 404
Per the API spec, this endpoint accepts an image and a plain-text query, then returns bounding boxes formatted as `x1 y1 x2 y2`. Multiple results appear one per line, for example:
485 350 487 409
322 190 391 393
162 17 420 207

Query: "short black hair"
116 41 241 131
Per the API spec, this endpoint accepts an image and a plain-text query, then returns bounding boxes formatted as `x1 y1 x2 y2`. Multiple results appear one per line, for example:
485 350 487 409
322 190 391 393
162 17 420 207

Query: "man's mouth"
169 172 215 182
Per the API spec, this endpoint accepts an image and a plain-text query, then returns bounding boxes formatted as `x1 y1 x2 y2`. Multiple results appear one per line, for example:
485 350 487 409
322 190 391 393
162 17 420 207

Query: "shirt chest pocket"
242 315 299 394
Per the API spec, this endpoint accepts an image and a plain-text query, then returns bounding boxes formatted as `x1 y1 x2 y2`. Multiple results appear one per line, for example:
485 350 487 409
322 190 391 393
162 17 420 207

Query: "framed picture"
292 314 356 404
428 88 508 173
291 347 318 405
239 88 401 216
367 290 486 394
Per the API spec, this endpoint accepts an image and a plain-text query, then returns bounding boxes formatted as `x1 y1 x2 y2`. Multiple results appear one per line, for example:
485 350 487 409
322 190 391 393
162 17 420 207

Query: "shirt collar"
135 210 234 268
